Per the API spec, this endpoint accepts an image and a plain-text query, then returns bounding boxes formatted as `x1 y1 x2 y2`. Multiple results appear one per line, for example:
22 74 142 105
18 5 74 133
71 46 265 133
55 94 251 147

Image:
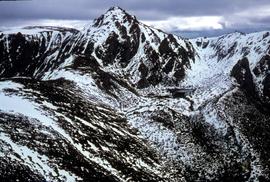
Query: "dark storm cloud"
0 0 270 37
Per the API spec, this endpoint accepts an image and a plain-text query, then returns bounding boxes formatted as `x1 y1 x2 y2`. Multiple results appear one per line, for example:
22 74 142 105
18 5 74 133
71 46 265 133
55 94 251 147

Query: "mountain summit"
92 6 138 27
79 7 194 88
0 7 270 182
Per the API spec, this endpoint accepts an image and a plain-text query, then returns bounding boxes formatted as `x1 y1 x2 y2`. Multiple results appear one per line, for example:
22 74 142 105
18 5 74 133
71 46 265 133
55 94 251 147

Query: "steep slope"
190 31 270 106
0 78 167 181
0 6 270 182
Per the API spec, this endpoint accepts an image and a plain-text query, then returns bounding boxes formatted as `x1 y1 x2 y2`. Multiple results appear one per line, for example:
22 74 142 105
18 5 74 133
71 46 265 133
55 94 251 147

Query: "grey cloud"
0 0 270 37
0 0 270 20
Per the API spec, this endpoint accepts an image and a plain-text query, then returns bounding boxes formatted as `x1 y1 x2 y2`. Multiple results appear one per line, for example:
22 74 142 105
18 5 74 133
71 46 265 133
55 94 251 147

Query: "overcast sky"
0 0 270 37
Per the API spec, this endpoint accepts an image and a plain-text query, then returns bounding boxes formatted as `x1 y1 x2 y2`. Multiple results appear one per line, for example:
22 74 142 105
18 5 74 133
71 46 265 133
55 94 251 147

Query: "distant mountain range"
0 6 270 181
174 29 264 39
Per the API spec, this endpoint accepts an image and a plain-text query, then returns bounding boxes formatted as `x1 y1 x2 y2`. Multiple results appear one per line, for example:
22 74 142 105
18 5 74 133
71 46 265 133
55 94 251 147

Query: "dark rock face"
95 32 121 65
0 32 41 77
0 28 75 79
263 75 270 99
135 33 194 88
263 75 270 106
137 44 163 88
253 55 270 76
252 55 270 108
137 62 150 88
231 58 256 96
159 34 193 81
231 57 270 114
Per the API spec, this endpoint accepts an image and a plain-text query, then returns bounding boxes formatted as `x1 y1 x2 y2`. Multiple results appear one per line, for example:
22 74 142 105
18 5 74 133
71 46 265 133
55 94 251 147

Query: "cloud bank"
0 0 269 37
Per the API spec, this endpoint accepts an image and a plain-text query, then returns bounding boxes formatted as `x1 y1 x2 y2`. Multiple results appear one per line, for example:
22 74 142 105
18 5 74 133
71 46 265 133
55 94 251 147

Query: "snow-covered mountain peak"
81 6 140 48
83 6 138 32
75 7 195 88
94 6 137 27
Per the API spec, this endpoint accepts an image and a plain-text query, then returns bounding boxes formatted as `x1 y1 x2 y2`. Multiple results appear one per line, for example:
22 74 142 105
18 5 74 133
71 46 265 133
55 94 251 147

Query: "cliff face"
0 7 270 182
